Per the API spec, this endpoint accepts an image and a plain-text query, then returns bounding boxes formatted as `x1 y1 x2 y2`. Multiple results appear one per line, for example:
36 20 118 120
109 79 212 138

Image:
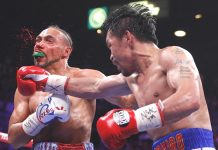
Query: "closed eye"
44 36 55 43
35 36 42 43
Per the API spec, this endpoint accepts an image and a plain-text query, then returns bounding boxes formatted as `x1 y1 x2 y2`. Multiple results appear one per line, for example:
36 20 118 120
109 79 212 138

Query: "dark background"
0 0 218 149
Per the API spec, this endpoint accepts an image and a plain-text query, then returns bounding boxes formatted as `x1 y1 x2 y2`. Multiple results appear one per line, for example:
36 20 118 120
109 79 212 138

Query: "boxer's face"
33 28 68 68
106 30 135 76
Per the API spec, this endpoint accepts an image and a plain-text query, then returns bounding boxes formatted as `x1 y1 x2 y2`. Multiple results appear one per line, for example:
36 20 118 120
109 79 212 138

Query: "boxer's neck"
133 42 159 74
45 59 69 75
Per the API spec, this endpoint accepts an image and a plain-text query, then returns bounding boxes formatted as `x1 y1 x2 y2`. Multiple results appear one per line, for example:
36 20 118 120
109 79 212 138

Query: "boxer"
8 26 109 150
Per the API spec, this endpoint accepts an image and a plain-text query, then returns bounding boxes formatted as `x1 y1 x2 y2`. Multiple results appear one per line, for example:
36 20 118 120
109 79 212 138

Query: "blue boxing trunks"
32 142 94 150
152 128 215 150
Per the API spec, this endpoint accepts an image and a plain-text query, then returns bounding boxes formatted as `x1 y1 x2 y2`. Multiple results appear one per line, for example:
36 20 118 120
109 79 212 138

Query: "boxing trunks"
152 128 215 150
32 142 94 150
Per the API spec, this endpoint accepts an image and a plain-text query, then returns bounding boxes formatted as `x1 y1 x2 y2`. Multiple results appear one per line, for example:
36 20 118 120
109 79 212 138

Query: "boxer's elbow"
8 133 21 149
8 128 29 149
191 95 200 112
189 83 201 112
9 142 21 149
8 129 13 144
9 137 29 149
185 92 200 113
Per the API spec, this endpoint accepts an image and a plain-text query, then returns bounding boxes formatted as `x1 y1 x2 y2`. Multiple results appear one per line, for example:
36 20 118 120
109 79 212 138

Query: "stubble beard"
120 65 135 77
121 70 132 77
34 58 60 68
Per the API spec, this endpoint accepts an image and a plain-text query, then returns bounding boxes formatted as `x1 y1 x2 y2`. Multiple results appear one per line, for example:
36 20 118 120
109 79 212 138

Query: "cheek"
120 54 133 67
50 46 63 55
53 51 63 58
111 47 121 57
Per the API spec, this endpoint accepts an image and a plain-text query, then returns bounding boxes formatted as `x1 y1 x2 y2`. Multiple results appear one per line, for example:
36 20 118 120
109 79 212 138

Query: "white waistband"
33 142 94 150
192 148 216 150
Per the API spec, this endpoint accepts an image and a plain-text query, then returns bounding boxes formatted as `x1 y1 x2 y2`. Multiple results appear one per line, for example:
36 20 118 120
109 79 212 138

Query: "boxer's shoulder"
160 46 191 59
159 46 193 70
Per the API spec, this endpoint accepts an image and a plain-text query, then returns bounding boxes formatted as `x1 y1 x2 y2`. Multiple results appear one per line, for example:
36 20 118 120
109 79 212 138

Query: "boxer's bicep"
9 89 30 126
96 74 131 97
167 63 198 92
166 48 200 94
161 47 201 123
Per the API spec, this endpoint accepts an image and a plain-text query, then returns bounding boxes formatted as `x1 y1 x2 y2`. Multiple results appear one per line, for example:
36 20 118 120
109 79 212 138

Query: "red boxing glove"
17 66 68 96
97 101 164 150
17 66 50 96
97 109 138 150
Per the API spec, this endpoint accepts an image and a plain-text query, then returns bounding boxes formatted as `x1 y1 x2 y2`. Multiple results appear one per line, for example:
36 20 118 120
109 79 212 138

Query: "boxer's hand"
22 94 71 136
97 101 164 150
96 109 138 150
17 66 50 96
36 94 71 124
17 66 68 95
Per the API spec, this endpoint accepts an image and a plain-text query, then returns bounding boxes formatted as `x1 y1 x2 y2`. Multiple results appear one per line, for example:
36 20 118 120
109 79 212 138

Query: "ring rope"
0 132 32 148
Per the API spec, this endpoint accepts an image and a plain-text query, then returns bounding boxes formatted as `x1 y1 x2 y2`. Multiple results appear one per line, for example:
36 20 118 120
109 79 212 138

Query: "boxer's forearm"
8 123 32 149
65 75 131 99
65 77 102 99
162 87 200 124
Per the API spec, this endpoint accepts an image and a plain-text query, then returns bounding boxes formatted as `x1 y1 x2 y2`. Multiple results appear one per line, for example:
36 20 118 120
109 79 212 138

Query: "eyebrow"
35 36 41 40
35 35 54 40
45 35 55 39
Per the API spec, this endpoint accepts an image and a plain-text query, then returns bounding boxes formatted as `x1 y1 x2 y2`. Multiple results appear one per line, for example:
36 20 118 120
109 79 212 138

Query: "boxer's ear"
62 47 72 59
124 30 134 49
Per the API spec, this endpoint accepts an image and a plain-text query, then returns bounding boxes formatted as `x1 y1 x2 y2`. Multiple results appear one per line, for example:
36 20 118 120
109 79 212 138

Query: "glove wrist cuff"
22 113 46 136
44 75 68 95
134 100 164 132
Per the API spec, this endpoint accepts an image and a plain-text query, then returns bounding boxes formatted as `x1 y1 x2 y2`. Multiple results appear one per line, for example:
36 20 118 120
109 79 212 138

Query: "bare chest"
127 71 174 107
28 92 49 112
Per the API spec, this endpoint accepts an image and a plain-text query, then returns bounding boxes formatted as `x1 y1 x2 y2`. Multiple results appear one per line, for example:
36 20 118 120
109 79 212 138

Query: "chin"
121 71 132 77
121 68 135 77
34 62 46 68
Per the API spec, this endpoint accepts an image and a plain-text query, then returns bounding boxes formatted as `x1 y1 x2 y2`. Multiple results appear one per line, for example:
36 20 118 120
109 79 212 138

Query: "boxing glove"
17 66 68 96
97 101 164 150
22 94 71 136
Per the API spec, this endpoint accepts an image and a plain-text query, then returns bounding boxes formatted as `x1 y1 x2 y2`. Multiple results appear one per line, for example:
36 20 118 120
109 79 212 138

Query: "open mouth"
32 52 45 59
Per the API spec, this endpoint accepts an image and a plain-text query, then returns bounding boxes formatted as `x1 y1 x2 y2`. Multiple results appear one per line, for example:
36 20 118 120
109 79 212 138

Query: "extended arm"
16 66 131 99
65 73 131 99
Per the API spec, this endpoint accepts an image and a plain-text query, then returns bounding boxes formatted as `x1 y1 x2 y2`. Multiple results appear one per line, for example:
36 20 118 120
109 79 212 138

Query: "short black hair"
102 4 158 45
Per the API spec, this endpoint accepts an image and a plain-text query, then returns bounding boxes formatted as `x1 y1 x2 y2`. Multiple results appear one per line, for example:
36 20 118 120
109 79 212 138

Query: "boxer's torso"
126 47 212 140
29 68 97 144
